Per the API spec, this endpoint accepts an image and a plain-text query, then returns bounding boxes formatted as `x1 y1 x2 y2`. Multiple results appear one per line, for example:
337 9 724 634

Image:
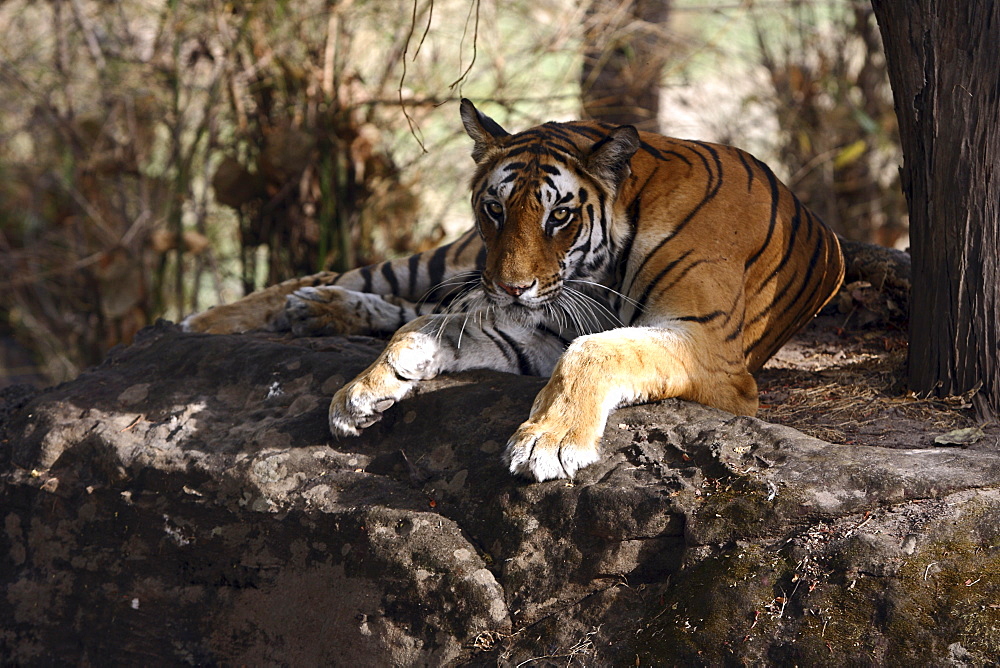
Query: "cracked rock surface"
2 323 999 665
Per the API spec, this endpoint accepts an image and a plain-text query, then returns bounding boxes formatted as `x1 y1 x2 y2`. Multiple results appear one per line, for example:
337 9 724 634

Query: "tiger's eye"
550 207 571 222
485 201 503 217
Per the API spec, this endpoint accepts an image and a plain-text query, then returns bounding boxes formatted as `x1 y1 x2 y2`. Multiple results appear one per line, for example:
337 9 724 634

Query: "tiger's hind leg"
181 229 484 336
284 287 434 337
181 272 339 334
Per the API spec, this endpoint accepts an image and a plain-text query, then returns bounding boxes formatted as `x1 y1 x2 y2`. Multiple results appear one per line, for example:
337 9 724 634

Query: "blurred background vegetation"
0 0 904 388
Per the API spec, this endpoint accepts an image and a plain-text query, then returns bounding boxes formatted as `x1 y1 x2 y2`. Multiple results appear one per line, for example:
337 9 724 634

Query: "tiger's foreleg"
505 326 759 482
328 315 567 436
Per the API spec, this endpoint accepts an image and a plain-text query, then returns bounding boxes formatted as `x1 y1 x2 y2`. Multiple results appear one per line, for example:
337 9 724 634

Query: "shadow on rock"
2 322 999 665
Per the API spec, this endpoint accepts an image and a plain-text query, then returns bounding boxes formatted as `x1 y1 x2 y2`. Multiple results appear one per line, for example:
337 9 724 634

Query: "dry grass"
758 316 996 448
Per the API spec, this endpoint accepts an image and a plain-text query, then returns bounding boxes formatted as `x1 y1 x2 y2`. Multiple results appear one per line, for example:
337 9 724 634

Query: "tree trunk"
580 0 670 131
870 0 999 420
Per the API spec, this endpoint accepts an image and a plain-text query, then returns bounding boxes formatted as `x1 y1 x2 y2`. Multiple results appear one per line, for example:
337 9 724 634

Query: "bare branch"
448 0 480 91
398 0 429 152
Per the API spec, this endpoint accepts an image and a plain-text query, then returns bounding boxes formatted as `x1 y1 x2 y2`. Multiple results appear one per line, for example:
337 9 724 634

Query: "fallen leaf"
934 426 986 446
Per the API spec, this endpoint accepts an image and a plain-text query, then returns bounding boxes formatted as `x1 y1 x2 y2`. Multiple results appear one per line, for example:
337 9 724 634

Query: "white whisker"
566 278 641 310
563 288 607 334
457 310 472 349
418 271 482 309
564 286 623 329
560 291 593 336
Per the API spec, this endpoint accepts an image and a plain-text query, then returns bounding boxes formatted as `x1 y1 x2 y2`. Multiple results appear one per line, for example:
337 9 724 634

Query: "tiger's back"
610 130 844 373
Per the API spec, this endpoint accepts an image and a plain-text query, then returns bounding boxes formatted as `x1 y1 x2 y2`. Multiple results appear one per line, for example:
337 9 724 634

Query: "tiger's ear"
460 98 510 163
587 126 640 189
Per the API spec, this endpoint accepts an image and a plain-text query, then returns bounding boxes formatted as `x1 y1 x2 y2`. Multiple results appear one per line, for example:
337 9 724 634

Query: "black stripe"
427 244 449 290
752 195 805 297
803 205 818 240
630 249 694 323
380 262 400 295
595 190 609 245
494 327 536 375
631 143 721 285
718 286 744 329
746 274 795 329
613 223 638 315
506 144 543 160
736 149 755 193
569 213 590 253
652 148 692 167
407 253 421 297
745 234 827 359
656 257 710 295
637 140 668 161
725 315 745 342
744 158 781 270
781 233 830 330
625 196 641 234
676 310 725 324
559 123 682 164
480 328 520 372
455 230 477 258
630 164 661 198
359 265 373 293
559 124 605 141
534 123 578 143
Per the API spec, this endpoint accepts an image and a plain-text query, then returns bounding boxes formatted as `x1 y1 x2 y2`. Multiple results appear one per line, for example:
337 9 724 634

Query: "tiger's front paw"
504 416 602 482
328 330 441 437
328 372 412 437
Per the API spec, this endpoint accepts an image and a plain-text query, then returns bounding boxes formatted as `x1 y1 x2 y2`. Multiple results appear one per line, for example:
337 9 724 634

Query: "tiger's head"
459 99 640 326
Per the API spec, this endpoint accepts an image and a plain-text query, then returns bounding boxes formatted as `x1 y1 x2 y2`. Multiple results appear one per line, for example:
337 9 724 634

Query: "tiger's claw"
329 384 399 437
504 420 601 482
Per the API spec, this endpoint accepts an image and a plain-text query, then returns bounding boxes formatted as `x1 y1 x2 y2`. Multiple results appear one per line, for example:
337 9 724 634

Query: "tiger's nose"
497 281 532 297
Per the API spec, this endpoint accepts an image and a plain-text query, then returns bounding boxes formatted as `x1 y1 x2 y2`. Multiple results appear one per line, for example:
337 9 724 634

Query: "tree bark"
870 0 999 419
580 0 670 131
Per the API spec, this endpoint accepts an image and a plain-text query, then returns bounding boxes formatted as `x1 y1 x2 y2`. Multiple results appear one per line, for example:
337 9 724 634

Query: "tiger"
183 98 845 482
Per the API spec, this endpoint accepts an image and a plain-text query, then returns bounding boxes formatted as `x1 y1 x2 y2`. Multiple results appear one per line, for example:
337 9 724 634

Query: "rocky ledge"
2 322 998 665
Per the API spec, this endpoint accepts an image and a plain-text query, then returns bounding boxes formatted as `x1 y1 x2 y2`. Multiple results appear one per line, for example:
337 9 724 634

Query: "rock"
2 322 999 665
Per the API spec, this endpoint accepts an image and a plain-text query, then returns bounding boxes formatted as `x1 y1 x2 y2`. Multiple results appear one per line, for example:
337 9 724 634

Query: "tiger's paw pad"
285 287 358 336
503 423 600 482
328 384 398 438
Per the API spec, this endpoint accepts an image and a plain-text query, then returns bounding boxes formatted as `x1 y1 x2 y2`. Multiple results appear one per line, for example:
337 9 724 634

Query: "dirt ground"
758 309 999 450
